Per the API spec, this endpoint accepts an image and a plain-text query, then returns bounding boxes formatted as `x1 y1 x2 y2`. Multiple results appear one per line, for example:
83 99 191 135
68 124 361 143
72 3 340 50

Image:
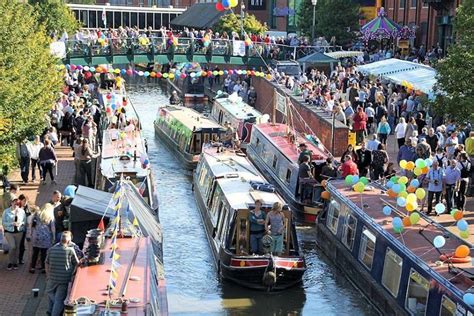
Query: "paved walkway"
0 145 75 316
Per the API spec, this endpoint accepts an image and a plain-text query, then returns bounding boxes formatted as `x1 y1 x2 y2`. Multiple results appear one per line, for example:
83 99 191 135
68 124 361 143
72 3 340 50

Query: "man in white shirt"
365 103 375 133
367 134 381 151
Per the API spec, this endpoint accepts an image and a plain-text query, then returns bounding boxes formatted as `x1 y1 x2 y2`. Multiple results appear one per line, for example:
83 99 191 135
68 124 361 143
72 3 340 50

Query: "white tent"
357 59 437 98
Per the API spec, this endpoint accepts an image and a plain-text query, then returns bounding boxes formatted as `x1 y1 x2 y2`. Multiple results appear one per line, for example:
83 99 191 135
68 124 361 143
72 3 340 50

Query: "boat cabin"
156 105 225 156
321 180 474 315
211 96 268 147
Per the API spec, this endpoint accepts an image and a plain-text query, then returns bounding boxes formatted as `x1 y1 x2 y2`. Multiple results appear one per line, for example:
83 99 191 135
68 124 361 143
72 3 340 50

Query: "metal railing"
64 37 345 61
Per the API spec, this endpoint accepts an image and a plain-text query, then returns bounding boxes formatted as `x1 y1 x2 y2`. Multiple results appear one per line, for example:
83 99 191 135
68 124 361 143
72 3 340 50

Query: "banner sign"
275 90 287 115
248 0 266 11
232 40 246 57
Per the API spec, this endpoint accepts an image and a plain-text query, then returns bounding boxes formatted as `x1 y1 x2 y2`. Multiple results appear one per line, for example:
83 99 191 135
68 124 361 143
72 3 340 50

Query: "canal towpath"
0 145 75 316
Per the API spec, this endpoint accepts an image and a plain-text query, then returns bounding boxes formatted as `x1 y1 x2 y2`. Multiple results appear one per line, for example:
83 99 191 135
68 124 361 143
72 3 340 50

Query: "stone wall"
252 77 349 157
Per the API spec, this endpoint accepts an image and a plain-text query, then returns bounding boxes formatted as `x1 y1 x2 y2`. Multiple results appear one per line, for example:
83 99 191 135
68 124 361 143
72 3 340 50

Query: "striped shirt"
46 243 79 284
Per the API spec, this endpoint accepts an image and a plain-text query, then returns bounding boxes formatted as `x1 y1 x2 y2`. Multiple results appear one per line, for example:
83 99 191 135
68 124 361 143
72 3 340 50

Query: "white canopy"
357 58 437 98
325 51 364 59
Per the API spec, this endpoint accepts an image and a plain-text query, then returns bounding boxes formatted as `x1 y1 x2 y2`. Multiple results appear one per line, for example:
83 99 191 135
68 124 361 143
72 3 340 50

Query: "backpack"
20 144 30 158
460 161 471 178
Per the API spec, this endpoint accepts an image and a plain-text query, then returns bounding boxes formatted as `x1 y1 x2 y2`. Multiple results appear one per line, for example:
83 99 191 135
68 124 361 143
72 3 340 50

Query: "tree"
0 0 63 170
29 0 81 36
66 0 96 3
214 13 268 36
298 0 360 46
432 0 474 123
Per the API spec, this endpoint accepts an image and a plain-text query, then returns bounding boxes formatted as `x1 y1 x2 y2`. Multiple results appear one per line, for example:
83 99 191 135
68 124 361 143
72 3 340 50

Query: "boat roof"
254 123 329 164
328 180 474 296
160 105 223 131
202 147 286 210
214 97 263 120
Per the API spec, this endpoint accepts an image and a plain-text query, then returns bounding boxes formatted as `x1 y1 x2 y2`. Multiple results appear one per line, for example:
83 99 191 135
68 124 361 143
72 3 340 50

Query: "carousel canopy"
357 58 437 98
361 8 402 41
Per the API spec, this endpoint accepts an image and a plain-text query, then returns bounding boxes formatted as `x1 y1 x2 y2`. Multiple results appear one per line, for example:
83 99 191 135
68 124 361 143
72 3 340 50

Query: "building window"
405 269 430 315
285 169 291 183
327 199 340 234
410 0 417 7
400 0 405 8
358 227 376 270
342 213 357 250
272 155 278 169
440 296 456 316
381 248 403 297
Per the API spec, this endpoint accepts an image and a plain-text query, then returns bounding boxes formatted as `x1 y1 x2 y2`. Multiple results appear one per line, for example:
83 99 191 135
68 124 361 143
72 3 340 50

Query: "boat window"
381 248 403 297
439 296 456 316
217 206 229 241
341 213 357 250
272 155 278 169
256 137 260 148
203 133 210 144
405 269 430 315
212 133 219 141
327 199 340 234
358 227 376 270
285 169 292 183
192 133 201 154
199 164 208 187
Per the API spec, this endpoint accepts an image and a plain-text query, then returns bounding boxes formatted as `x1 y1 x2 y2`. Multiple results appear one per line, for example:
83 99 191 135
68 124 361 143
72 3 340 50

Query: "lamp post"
311 0 317 41
241 4 245 38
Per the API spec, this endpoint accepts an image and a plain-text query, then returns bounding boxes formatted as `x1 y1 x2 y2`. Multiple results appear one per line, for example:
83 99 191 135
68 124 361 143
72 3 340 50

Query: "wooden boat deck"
160 106 222 131
255 123 328 164
331 180 474 292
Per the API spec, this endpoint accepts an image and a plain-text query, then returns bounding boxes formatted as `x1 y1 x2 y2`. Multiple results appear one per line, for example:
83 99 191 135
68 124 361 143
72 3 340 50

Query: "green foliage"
0 0 63 171
66 0 96 3
214 13 268 36
29 0 81 36
298 0 360 45
433 0 474 123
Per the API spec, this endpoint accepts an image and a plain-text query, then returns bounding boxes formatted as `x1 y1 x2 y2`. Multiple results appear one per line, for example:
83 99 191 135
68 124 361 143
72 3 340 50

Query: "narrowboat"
154 105 225 169
193 145 306 291
246 123 330 222
97 90 158 211
167 62 207 105
67 180 167 315
210 94 269 149
318 179 474 315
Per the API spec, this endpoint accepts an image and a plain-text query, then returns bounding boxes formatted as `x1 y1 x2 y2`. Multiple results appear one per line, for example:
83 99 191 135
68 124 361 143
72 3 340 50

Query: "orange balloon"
387 189 398 198
402 217 411 227
422 166 429 174
454 211 464 221
321 191 331 200
406 161 415 170
321 180 327 187
455 245 470 258
407 186 416 193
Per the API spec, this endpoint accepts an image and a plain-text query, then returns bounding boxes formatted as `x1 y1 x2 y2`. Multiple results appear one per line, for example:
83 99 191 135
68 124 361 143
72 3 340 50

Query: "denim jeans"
250 232 263 254
47 281 69 316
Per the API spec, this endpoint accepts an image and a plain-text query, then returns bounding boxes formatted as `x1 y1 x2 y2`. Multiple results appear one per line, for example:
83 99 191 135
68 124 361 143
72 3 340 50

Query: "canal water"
127 83 377 316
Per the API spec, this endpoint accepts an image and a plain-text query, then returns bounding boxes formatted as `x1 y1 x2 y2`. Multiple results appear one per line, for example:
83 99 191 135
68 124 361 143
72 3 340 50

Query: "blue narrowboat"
318 179 474 315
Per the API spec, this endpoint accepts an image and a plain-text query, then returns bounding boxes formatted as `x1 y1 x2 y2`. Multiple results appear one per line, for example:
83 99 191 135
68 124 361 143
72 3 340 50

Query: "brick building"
383 0 462 51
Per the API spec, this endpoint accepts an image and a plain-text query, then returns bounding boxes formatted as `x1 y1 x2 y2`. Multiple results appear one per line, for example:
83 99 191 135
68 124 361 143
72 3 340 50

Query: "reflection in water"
127 81 377 316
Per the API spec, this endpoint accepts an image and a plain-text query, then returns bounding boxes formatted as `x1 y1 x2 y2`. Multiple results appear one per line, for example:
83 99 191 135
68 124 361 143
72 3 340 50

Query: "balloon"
156 72 162 78
383 206 391 216
114 68 120 74
64 185 77 198
406 161 415 170
393 226 404 233
410 179 420 188
229 0 238 7
407 185 416 193
212 70 218 76
415 158 424 169
90 66 96 72
180 73 186 79
413 167 422 176
397 197 406 207
464 293 474 306
266 74 272 80
410 212 420 225
399 176 408 185
406 193 417 204
453 210 463 221
422 166 429 174
144 71 150 77
399 183 407 192
360 177 368 185
399 160 407 169
386 181 394 188
457 219 469 231
433 236 446 248
406 202 417 212
321 191 330 200
460 230 470 239
352 175 360 184
207 71 213 77
455 245 470 258
425 158 433 167
83 66 90 71
393 217 403 228
222 0 230 7
345 175 354 185
390 176 399 184
150 71 156 78
353 182 365 193
169 73 175 79
415 188 426 200
204 41 210 47
218 70 224 76
387 189 398 198
138 71 144 76
163 73 169 78
435 203 446 215
126 69 133 76
392 184 401 193
215 1 225 11
403 217 411 227
398 191 408 198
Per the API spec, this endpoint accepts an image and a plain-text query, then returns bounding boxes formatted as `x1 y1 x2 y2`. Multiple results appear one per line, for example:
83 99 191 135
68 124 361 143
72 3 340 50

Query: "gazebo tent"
170 3 228 29
297 52 337 72
357 58 437 98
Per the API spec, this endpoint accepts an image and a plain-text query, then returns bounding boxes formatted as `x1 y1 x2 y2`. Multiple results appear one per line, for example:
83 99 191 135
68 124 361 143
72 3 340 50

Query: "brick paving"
0 145 75 316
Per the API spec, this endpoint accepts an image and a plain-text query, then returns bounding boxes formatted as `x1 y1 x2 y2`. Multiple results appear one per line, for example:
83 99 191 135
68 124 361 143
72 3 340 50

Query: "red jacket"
341 160 359 177
353 111 368 131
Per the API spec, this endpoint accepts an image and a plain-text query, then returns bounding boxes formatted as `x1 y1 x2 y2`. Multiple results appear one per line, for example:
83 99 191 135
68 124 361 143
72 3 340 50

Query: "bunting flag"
97 219 105 231
133 217 139 227
107 183 123 297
